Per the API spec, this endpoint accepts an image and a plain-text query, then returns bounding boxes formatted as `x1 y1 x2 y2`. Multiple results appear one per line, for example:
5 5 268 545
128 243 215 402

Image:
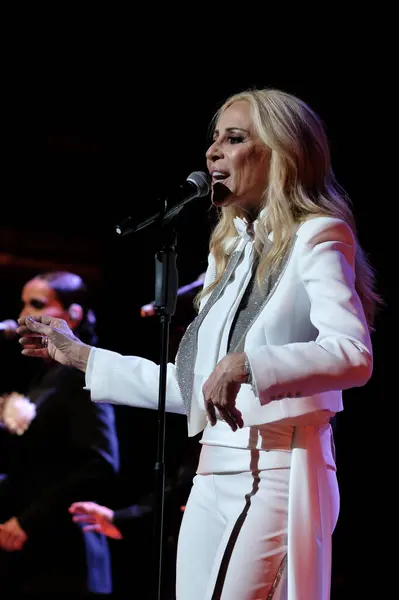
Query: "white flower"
0 393 37 435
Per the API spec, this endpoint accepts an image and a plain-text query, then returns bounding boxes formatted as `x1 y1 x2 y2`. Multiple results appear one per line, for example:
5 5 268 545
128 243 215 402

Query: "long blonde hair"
197 88 380 330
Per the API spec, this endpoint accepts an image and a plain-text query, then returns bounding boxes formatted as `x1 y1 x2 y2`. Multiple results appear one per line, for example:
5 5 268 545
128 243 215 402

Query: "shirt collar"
233 208 268 242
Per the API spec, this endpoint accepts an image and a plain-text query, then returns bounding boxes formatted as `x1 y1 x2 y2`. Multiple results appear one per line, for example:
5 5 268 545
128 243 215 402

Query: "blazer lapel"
175 231 297 422
175 248 244 417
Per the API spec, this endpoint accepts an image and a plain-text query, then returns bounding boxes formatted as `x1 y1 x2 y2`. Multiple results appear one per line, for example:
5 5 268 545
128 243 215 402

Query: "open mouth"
211 180 232 206
211 170 230 184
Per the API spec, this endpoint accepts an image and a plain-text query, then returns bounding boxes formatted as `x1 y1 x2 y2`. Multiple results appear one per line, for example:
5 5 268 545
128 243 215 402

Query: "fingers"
69 502 96 514
18 332 42 340
19 334 49 358
81 523 123 540
227 406 244 429
217 407 239 432
21 348 49 358
72 515 97 524
205 401 217 426
8 536 24 551
203 368 244 431
15 326 35 336
17 315 54 327
24 317 54 336
19 335 46 347
216 405 243 431
82 524 102 533
70 502 100 525
0 530 24 552
17 317 55 341
204 398 243 431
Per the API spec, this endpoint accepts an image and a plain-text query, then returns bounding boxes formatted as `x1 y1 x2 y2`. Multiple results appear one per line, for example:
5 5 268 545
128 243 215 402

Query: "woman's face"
206 100 270 213
20 278 67 321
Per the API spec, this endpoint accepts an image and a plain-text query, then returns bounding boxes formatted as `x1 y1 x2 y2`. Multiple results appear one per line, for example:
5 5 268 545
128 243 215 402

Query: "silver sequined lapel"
175 234 297 418
175 249 244 416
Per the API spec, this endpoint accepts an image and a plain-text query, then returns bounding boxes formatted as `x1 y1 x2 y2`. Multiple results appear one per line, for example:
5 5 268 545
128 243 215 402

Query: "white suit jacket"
86 216 373 437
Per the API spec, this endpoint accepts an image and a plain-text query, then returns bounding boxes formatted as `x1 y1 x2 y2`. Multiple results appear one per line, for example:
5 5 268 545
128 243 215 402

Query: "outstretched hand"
17 316 91 372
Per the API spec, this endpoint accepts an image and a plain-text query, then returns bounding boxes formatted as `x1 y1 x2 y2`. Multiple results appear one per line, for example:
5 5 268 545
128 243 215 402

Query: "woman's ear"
67 303 83 325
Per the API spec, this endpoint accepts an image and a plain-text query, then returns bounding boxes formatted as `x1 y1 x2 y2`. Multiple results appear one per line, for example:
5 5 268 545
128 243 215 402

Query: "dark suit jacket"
0 362 120 595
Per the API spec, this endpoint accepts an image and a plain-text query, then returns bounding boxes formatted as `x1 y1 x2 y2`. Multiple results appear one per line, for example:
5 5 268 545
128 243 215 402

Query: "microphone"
0 319 18 340
115 171 211 236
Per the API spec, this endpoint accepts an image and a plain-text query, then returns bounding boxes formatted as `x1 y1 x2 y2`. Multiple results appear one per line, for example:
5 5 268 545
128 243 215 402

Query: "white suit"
86 216 372 599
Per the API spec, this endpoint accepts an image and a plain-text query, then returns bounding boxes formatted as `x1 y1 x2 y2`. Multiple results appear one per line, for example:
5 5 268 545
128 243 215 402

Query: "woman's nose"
206 139 223 162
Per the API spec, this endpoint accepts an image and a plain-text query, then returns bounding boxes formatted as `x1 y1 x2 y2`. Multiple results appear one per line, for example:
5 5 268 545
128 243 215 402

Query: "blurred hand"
0 517 28 551
17 316 91 373
69 502 123 540
202 352 247 431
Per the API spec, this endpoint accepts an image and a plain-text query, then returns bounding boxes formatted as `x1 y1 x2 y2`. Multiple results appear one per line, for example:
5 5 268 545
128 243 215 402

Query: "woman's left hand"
202 352 248 431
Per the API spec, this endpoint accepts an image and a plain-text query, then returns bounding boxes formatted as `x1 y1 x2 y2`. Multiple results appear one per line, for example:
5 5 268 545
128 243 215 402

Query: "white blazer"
86 216 373 437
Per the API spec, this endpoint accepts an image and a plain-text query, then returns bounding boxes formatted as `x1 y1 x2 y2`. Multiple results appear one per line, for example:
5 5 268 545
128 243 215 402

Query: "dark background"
0 29 395 598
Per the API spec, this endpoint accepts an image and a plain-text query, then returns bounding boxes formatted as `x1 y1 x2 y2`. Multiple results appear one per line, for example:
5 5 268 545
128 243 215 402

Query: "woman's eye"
30 299 46 309
228 136 244 144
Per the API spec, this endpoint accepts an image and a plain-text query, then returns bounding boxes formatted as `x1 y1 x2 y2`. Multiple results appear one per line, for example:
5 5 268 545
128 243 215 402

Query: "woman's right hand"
17 316 92 373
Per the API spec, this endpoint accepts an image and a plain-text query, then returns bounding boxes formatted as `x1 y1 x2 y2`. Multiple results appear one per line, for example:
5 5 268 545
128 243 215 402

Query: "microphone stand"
114 172 211 597
151 219 179 600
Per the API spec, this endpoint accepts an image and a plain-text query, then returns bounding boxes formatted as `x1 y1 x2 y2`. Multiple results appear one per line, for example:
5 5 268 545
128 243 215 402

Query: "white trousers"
176 463 339 600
